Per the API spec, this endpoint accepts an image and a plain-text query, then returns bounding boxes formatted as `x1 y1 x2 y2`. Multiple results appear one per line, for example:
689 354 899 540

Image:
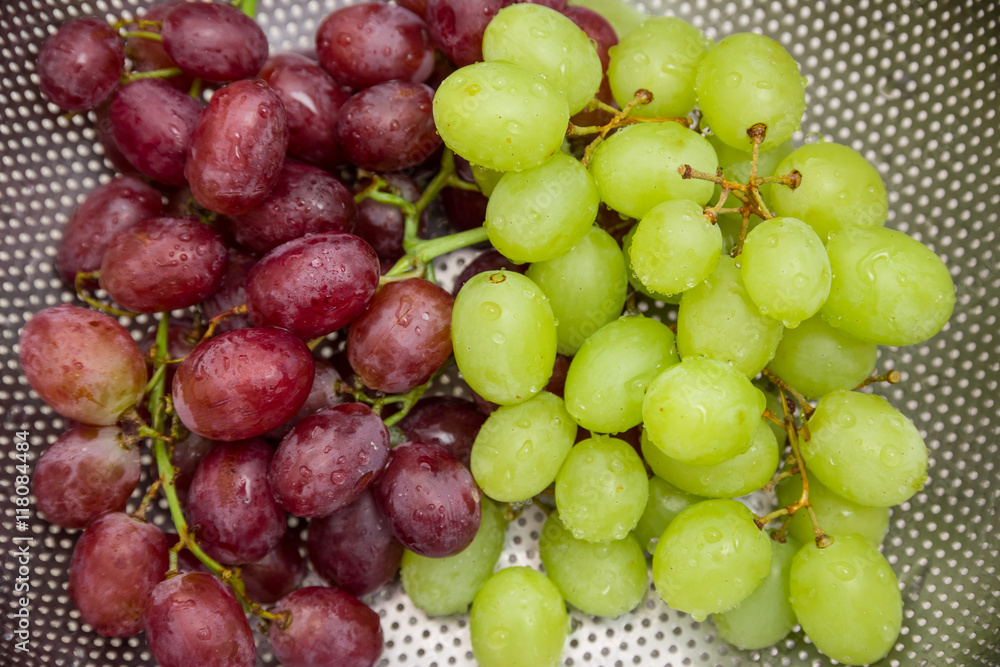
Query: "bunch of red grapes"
22 2 590 666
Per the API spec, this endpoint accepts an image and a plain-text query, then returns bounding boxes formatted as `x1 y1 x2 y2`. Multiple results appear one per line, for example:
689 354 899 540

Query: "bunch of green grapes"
431 2 956 666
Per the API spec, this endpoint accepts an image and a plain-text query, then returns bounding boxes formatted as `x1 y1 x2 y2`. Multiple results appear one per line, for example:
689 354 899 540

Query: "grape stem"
120 66 183 85
73 271 140 318
236 0 258 20
854 369 902 390
577 88 661 166
763 367 814 419
119 30 162 43
199 304 248 342
775 384 830 548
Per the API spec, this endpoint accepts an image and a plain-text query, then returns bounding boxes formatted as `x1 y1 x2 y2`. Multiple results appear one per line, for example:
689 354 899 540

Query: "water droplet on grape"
837 411 856 428
828 561 857 581
479 301 501 321
726 72 743 87
492 331 505 344
703 528 723 543
880 445 903 468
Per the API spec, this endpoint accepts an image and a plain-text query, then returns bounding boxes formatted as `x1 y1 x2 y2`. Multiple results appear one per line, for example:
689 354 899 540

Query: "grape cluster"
22 1 957 667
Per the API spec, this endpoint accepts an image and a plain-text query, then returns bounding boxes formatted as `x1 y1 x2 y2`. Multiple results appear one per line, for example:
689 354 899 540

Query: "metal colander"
1 0 998 665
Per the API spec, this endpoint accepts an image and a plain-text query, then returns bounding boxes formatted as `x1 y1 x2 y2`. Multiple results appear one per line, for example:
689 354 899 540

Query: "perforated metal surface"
0 0 998 665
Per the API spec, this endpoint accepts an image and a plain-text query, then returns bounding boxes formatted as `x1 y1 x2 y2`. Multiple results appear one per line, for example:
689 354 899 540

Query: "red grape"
353 173 421 272
425 0 510 67
199 247 256 334
441 155 490 231
172 327 315 441
144 572 256 667
185 438 286 565
264 358 349 441
163 429 216 503
269 403 390 518
240 530 306 604
185 79 289 215
397 396 486 468
19 305 147 426
269 587 384 667
452 249 527 296
37 17 124 110
68 512 168 637
34 425 140 529
123 2 194 91
161 2 269 82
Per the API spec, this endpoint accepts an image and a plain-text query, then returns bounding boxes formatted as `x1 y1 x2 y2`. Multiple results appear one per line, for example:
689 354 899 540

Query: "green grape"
641 419 779 499
554 435 649 542
770 141 888 241
526 226 628 355
564 314 679 434
470 567 568 667
433 61 569 172
568 0 645 38
677 255 784 378
622 226 681 303
756 381 789 444
708 134 794 211
588 121 718 219
821 226 956 346
789 535 903 666
471 391 577 502
485 152 599 263
483 4 602 115
633 476 703 554
452 270 557 405
712 537 799 650
695 33 806 151
802 390 928 507
629 199 722 297
739 216 831 327
776 475 890 548
642 357 765 466
652 499 772 621
607 17 709 118
767 314 878 399
400 499 507 616
539 511 648 618
715 211 763 256
472 164 504 197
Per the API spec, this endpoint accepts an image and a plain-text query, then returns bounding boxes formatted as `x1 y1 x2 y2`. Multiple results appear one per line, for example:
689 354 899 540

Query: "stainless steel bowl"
1 0 998 665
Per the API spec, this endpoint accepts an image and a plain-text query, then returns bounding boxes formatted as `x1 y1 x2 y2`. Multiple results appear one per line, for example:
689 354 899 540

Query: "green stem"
381 379 433 428
237 0 258 20
414 226 489 264
120 66 183 85
120 30 162 42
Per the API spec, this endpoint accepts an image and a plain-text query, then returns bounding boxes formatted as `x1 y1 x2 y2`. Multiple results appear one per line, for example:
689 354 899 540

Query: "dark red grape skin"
19 305 147 426
307 488 403 597
522 0 568 10
269 403 390 518
425 0 511 67
374 442 481 558
347 278 454 393
353 174 420 272
240 530 306 604
37 17 124 110
259 53 351 169
124 2 194 91
99 217 228 313
269 587 384 667
264 358 349 441
185 79 289 216
144 572 256 667
185 438 286 565
172 327 315 441
452 249 527 296
109 78 201 186
68 513 168 637
57 176 164 286
440 154 489 232
34 426 140 529
336 81 441 172
232 161 355 255
245 231 380 340
397 396 486 468
163 429 215 503
316 3 434 90
199 247 256 334
161 2 269 82
396 0 428 17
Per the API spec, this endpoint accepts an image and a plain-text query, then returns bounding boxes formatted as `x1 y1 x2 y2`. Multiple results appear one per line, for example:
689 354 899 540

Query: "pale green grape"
564 314 679 434
433 61 568 172
485 152 599 263
471 391 577 502
471 567 568 667
539 511 648 617
588 121 718 219
622 226 681 303
642 357 765 466
767 314 878 399
770 141 888 241
756 381 789 444
607 17 709 118
629 199 722 296
554 435 649 542
790 535 903 666
821 226 956 346
776 475 890 548
739 216 831 327
652 499 772 621
641 419 779 499
472 164 504 197
716 211 763 256
568 0 645 38
526 226 628 355
483 4 602 115
633 476 704 554
400 499 506 616
695 33 806 151
713 537 799 650
452 270 557 405
677 256 784 378
803 390 928 507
